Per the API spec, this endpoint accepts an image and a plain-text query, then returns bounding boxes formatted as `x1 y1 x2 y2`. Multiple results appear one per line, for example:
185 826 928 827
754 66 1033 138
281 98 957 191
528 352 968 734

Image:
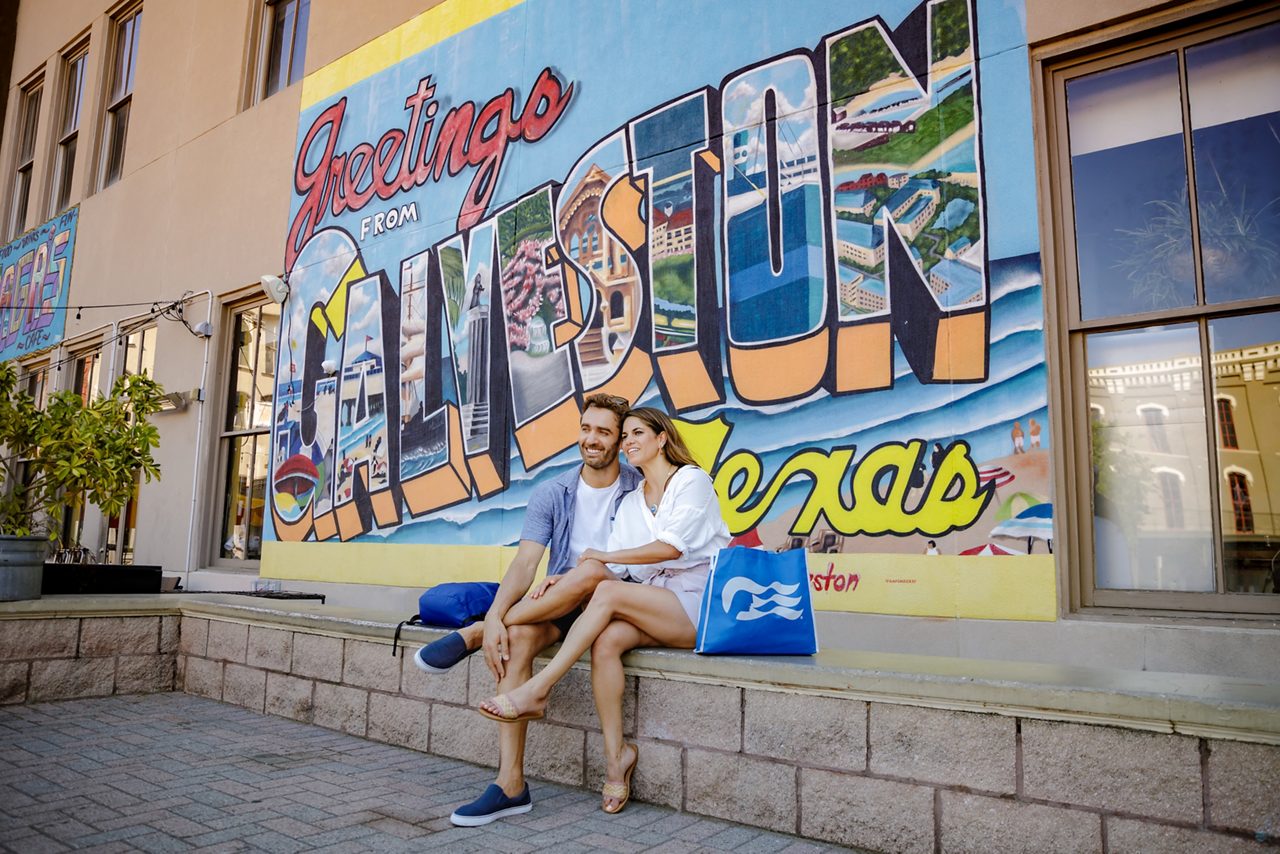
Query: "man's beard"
580 441 619 470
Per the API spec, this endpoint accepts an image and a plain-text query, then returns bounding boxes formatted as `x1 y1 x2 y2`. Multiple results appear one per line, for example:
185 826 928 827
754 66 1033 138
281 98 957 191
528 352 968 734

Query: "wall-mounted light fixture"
260 274 290 304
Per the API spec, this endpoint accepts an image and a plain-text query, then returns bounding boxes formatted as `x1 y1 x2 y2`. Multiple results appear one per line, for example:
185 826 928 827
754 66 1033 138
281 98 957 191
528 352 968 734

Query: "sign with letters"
0 208 79 363
268 0 1056 619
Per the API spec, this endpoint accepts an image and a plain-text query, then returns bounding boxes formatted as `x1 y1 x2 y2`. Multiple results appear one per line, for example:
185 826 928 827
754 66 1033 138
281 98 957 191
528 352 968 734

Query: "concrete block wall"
173 615 1280 853
0 616 177 704
2 610 1276 852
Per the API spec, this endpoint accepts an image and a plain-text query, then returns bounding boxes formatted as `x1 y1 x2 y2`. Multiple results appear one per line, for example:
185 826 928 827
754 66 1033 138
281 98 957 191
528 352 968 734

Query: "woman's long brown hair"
623 407 701 470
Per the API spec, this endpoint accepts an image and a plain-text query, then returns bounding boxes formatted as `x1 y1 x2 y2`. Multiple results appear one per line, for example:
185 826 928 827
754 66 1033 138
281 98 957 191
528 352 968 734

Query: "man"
413 392 639 826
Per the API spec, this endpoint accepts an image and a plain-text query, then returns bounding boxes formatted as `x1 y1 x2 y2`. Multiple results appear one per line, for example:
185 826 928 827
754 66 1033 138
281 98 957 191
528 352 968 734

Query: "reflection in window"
217 302 280 561
8 82 41 239
263 0 310 99
1157 470 1185 529
1216 398 1238 449
1228 472 1253 534
105 326 154 564
1067 54 1194 320
102 7 141 188
1086 325 1214 592
51 48 88 214
1139 405 1170 453
1211 310 1278 594
72 350 101 404
1186 22 1280 304
1052 12 1280 609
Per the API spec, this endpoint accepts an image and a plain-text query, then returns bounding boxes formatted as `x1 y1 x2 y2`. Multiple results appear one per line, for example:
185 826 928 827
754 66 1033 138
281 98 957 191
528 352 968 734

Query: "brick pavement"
0 694 860 853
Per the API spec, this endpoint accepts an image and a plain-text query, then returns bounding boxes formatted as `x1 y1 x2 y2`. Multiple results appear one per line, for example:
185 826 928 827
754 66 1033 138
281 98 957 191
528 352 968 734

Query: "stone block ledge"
3 594 1277 851
2 593 1277 744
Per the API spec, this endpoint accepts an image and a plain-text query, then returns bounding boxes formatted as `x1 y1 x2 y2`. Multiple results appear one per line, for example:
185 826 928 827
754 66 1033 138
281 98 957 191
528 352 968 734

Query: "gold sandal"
477 693 544 723
602 743 639 814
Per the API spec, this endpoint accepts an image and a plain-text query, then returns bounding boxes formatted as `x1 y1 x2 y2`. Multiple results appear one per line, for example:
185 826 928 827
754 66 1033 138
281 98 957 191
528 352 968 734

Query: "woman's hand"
529 575 560 599
578 548 609 565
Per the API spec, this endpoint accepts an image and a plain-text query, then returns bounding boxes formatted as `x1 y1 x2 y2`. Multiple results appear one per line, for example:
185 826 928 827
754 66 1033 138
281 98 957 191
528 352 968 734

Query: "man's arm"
482 539 546 679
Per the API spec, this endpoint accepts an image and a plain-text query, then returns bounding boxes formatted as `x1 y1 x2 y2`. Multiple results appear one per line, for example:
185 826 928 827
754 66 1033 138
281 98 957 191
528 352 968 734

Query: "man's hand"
482 615 510 681
578 548 609 565
529 575 561 599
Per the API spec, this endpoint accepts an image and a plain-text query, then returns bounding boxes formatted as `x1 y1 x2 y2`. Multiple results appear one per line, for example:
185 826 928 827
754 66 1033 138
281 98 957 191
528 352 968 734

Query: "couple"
413 393 729 826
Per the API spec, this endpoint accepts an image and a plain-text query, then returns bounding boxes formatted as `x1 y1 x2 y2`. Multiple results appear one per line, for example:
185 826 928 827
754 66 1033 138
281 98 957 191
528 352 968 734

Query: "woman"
477 407 729 813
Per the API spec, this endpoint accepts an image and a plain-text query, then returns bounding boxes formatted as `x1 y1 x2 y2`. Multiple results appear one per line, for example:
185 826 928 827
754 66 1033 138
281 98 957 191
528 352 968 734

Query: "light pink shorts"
641 564 710 628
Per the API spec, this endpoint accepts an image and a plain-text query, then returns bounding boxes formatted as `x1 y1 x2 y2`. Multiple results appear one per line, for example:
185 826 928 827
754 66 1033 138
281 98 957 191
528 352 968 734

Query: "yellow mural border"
301 0 526 110
263 543 1057 621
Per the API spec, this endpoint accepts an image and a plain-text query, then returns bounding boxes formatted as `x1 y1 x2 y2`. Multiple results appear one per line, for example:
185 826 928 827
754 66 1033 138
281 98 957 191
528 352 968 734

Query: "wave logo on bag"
720 577 804 622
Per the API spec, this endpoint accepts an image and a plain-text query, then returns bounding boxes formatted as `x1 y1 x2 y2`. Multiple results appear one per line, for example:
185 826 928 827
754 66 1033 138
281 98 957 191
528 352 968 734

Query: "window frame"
1035 2 1280 617
100 322 155 565
7 76 43 240
245 0 309 108
59 342 104 549
99 3 142 190
208 295 279 568
49 40 89 216
8 360 51 520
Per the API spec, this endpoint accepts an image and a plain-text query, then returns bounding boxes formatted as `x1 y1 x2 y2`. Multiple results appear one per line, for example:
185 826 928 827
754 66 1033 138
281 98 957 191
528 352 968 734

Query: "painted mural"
269 0 1054 617
0 207 79 363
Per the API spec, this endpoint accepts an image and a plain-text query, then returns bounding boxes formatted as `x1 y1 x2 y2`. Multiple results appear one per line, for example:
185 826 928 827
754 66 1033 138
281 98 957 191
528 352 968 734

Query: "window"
9 363 49 515
71 349 102 404
1044 8 1280 612
1138 405 1170 453
60 348 102 548
1156 470 1185 531
8 80 42 239
102 6 141 188
102 325 154 564
1228 472 1253 534
1215 397 1238 449
216 301 279 562
50 46 88 214
259 0 310 101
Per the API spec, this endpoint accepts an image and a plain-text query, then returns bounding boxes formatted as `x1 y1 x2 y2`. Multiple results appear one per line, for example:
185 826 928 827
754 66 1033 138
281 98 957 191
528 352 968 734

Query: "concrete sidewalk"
0 694 858 853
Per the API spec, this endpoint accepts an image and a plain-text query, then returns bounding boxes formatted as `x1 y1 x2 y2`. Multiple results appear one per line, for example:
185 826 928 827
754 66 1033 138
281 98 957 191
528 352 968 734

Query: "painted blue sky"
286 0 1037 289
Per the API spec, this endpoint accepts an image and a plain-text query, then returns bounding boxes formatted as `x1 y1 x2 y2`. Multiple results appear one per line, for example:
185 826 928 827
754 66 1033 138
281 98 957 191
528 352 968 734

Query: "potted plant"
0 361 164 601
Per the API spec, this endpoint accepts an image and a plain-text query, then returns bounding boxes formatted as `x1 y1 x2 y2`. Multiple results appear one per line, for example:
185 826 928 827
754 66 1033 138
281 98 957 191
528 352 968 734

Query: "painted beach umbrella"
978 464 1016 507
959 543 1025 556
978 465 1015 488
996 491 1045 522
991 503 1054 554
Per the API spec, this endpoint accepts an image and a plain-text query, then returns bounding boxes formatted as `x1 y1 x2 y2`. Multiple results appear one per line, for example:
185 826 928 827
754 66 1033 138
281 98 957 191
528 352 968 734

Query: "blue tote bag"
695 547 818 655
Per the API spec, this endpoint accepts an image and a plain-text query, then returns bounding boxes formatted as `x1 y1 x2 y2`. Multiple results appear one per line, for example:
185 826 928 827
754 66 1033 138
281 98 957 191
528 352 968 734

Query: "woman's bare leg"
592 620 651 811
479 580 694 718
453 561 612 649
503 560 612 627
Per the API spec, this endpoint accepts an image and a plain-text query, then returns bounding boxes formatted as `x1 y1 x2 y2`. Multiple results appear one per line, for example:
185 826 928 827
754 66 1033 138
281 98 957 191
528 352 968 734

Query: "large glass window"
103 326 155 564
9 363 49 522
8 81 42 239
102 7 141 188
59 348 102 549
1048 10 1280 612
50 46 88 214
261 0 309 100
217 302 279 562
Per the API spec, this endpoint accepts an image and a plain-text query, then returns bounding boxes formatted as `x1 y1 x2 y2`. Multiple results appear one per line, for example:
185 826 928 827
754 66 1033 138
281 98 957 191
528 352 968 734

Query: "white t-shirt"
567 475 621 567
607 465 729 582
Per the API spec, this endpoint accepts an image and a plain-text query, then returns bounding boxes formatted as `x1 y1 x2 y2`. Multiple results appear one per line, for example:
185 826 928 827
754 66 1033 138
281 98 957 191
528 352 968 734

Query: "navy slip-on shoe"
450 783 532 827
413 631 475 673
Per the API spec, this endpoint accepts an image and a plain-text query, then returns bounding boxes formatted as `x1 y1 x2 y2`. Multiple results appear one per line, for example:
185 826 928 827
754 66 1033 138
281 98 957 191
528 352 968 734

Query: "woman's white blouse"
607 465 730 582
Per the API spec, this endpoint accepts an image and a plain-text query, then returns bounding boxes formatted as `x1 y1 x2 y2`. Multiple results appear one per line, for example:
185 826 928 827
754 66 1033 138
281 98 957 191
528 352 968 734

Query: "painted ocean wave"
719 334 1045 458
753 362 1048 467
